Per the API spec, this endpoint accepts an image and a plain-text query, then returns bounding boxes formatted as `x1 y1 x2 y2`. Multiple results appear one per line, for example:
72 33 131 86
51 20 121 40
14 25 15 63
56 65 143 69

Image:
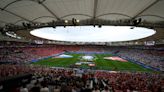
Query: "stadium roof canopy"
0 0 164 44
0 0 164 27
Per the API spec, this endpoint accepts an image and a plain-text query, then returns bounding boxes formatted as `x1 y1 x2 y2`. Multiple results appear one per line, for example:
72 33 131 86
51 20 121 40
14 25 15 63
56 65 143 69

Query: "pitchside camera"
72 18 79 26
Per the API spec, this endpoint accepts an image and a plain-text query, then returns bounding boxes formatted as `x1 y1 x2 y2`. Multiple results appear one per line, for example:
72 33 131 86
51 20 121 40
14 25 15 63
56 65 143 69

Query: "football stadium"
0 0 164 92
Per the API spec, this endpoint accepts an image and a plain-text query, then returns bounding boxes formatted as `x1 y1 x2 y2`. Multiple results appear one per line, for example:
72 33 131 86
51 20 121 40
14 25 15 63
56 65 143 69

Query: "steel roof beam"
132 0 161 19
93 0 98 19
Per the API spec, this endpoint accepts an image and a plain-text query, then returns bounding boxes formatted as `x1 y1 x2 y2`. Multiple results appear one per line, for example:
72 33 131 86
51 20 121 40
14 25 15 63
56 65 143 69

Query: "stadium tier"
0 41 163 92
0 42 163 70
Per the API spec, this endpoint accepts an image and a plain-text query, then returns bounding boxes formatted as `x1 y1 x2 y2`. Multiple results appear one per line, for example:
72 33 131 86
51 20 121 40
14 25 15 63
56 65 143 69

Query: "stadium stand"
0 41 163 91
0 42 163 70
0 0 164 91
0 65 163 92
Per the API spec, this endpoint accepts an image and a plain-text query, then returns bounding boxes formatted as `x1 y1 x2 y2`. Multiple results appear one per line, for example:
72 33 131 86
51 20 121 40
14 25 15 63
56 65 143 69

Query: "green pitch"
32 53 154 72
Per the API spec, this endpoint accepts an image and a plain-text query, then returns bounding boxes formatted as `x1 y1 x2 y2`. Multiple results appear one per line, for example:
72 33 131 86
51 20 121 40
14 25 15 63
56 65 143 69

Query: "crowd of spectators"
115 48 164 71
95 71 163 92
0 64 163 92
0 43 164 70
79 46 164 71
0 41 164 91
0 46 65 64
0 48 39 63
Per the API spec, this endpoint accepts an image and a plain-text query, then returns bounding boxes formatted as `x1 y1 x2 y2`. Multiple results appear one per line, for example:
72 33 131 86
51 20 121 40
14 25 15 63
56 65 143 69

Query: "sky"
30 26 156 42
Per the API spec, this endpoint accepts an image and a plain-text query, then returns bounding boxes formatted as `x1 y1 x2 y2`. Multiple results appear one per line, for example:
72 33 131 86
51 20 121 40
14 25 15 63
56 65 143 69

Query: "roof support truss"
132 0 161 19
93 0 98 19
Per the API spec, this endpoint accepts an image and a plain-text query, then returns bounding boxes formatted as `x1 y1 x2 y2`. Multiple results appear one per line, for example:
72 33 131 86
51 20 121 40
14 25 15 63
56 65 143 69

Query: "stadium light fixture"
133 18 142 26
52 20 56 28
76 19 80 23
72 18 80 26
130 18 142 29
98 25 102 28
64 20 68 23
